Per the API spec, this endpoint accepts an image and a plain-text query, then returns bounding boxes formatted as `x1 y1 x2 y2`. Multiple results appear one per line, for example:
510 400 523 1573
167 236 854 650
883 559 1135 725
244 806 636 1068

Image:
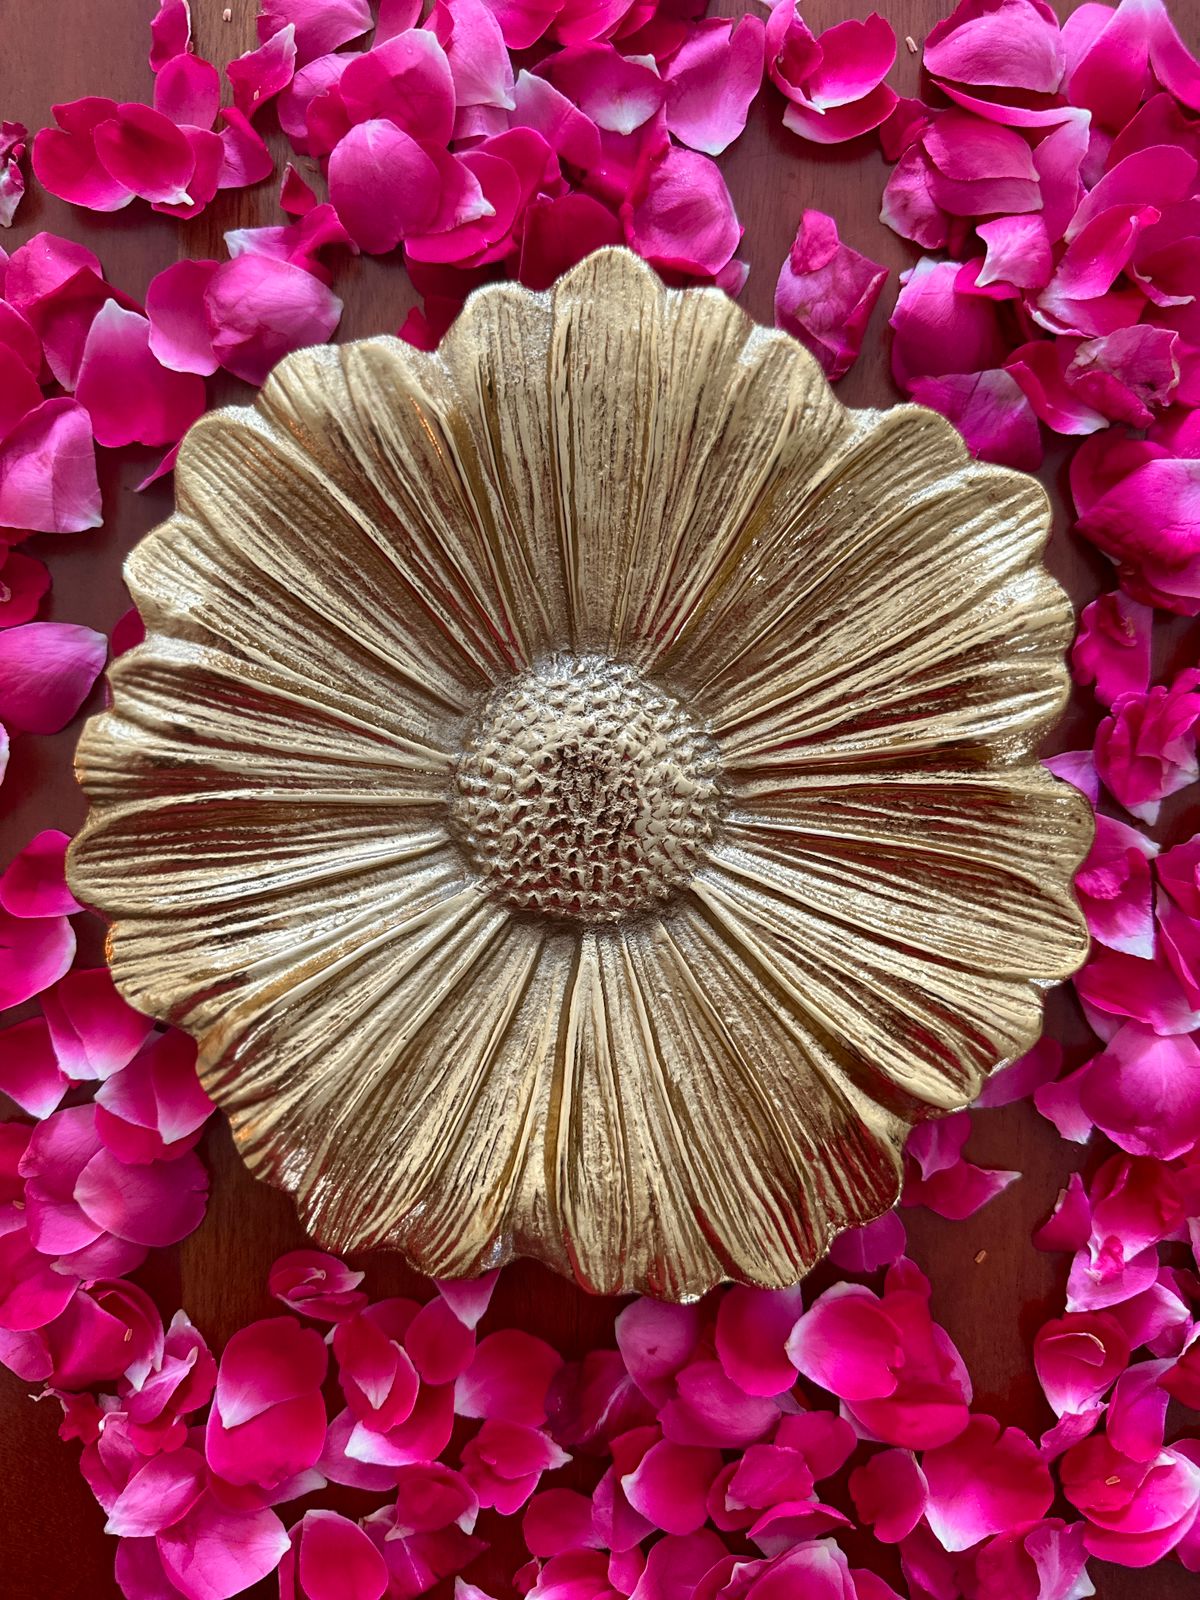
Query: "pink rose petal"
0 908 75 1010
621 146 740 280
42 966 153 1080
75 301 206 448
0 830 81 918
158 1494 291 1600
0 621 106 733
204 254 342 385
774 208 886 381
227 24 298 119
259 0 372 67
924 1414 1053 1551
145 259 220 376
662 16 763 156
0 399 102 534
0 1017 70 1117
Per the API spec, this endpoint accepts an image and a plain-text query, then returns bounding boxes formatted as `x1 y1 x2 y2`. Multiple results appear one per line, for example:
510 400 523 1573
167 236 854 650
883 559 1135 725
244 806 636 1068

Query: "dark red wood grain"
2 2 1198 1595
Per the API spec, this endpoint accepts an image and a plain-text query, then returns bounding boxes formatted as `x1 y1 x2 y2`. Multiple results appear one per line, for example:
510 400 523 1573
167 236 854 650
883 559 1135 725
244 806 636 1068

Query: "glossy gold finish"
69 249 1092 1300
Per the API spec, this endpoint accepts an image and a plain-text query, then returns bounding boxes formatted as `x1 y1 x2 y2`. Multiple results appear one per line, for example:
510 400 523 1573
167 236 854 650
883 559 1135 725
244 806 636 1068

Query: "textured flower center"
451 656 722 922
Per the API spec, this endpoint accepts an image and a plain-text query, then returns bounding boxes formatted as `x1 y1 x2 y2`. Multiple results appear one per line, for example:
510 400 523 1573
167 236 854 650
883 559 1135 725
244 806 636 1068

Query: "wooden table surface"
2 1 1197 1595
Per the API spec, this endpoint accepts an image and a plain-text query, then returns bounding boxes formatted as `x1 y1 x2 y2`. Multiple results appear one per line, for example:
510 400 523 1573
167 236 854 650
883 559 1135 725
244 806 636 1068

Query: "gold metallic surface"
69 249 1092 1300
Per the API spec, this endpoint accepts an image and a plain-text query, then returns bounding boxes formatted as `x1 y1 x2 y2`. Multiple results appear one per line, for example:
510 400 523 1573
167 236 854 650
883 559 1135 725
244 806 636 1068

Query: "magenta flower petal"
518 192 622 291
75 301 206 448
0 829 81 918
774 209 886 381
0 620 106 733
149 0 191 71
227 24 298 119
623 1438 722 1535
925 0 1065 93
1095 672 1200 824
0 1222 79 1332
542 43 664 135
43 966 153 1080
269 1248 367 1324
91 102 196 205
1073 591 1153 708
615 1299 701 1403
145 259 220 376
153 53 221 130
259 0 372 66
339 31 457 143
783 81 898 144
786 1284 902 1402
328 121 453 253
0 343 43 440
890 257 1007 391
621 146 740 280
0 399 102 534
659 16 763 156
405 1295 475 1385
826 1210 908 1273
433 1269 497 1329
1078 1023 1200 1158
456 1329 562 1425
0 551 50 628
204 254 342 385
334 1309 420 1430
104 1448 206 1538
1075 812 1156 957
215 1316 328 1428
908 369 1043 472
1034 1310 1131 1417
522 1487 601 1557
0 1017 70 1117
850 1447 929 1543
286 1509 388 1600
433 0 516 112
216 107 275 191
94 1028 213 1163
31 101 135 213
158 1494 291 1600
74 1147 208 1247
924 1414 1053 1551
0 906 75 1009
713 1284 804 1398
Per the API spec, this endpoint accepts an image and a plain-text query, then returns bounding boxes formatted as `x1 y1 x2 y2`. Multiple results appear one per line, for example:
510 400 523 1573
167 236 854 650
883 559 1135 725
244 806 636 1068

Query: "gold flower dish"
69 249 1092 1300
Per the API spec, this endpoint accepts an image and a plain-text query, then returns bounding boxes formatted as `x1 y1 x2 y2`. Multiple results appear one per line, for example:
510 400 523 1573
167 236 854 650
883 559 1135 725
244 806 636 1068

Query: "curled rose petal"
1073 591 1153 708
1078 1024 1200 1159
1034 1310 1131 1417
227 24 298 119
1075 813 1156 957
269 1249 367 1323
149 0 191 71
774 209 886 381
259 0 373 66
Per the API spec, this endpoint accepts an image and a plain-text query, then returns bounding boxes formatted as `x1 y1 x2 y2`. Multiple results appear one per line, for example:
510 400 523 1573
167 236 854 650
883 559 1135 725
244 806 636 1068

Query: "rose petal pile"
3 0 1200 1596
